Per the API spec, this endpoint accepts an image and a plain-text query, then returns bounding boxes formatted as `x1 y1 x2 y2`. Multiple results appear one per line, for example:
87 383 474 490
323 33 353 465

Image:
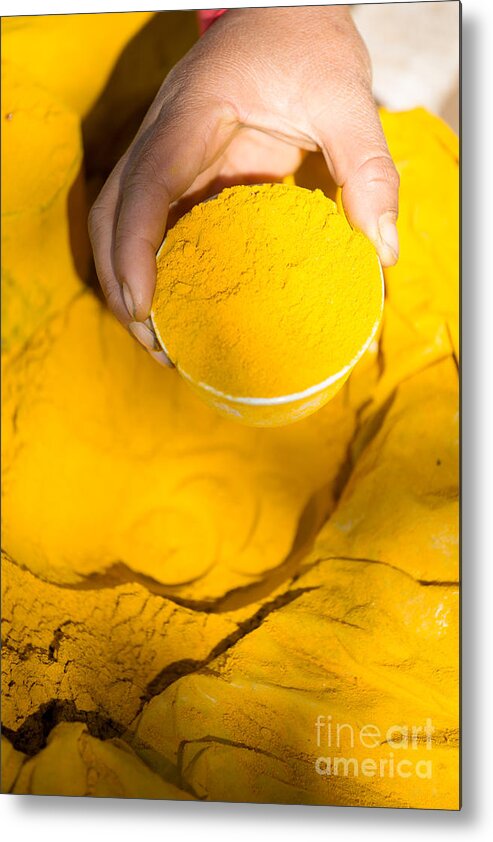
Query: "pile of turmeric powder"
153 184 382 404
1 12 458 809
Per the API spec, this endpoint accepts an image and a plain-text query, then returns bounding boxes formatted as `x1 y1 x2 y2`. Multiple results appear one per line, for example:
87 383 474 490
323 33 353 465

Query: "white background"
1 0 492 837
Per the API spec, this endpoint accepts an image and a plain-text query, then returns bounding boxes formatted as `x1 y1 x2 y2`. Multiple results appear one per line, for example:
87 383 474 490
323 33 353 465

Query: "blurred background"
353 0 459 132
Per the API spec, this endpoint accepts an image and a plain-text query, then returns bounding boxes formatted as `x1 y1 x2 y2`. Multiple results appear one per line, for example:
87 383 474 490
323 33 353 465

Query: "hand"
88 6 399 363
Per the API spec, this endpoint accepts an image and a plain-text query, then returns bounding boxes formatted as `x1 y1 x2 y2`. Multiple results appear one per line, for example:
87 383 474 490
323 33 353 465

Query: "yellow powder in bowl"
152 183 383 425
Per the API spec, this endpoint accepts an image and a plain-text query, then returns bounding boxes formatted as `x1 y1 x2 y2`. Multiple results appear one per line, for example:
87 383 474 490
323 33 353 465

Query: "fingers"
89 88 238 371
88 90 166 323
88 158 130 325
88 133 176 366
341 144 400 268
318 92 400 267
112 100 238 322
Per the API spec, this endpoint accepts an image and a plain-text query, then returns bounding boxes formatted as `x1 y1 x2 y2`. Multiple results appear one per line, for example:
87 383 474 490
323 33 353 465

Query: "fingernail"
128 321 156 351
122 282 135 319
149 349 174 368
378 212 399 265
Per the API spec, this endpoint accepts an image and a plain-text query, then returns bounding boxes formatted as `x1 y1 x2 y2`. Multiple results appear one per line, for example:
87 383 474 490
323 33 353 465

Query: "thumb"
113 98 237 321
319 96 400 267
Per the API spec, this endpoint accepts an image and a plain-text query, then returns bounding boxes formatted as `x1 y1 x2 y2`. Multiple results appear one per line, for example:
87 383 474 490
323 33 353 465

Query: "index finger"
113 99 238 322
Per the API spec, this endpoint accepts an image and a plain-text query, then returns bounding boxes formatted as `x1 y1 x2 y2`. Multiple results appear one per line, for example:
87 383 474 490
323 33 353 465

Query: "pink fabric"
197 9 228 35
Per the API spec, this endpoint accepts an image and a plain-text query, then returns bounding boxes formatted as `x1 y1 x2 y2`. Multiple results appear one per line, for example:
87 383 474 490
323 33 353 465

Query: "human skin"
88 6 400 365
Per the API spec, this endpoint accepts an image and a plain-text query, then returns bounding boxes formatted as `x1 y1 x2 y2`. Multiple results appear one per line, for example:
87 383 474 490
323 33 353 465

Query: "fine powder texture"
2 6 459 808
153 184 382 400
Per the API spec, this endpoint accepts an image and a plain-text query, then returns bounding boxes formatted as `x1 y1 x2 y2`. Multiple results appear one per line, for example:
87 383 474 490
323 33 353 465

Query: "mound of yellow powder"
1 3 459 807
152 184 383 401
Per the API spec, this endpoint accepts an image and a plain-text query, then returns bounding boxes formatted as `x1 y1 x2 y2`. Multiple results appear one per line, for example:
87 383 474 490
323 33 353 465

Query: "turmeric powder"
152 184 383 414
1 7 459 808
1 61 83 353
1 13 152 117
